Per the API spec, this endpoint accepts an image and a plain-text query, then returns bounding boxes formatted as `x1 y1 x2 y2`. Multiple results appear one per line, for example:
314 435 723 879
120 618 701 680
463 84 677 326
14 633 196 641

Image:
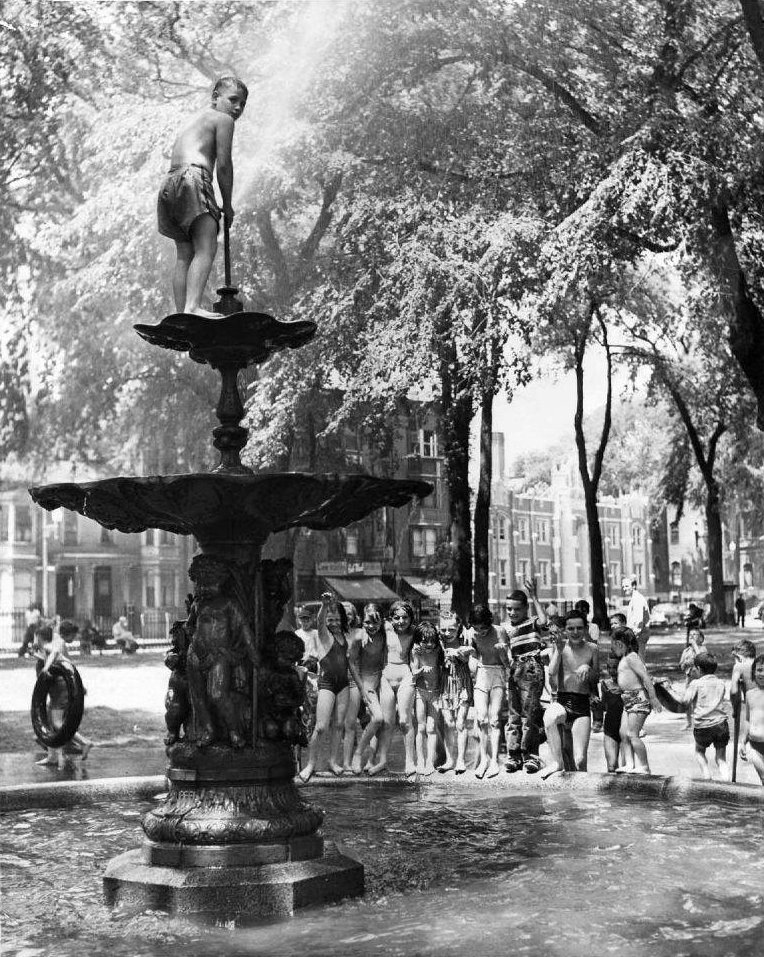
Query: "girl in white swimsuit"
380 599 417 776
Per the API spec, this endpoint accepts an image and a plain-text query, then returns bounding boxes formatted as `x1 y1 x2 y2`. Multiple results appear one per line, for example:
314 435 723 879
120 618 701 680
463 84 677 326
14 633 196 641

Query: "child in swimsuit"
157 76 247 316
742 653 764 784
349 603 389 775
410 621 446 776
599 653 631 773
682 651 730 781
610 625 661 774
467 604 506 779
339 602 367 772
438 613 473 774
542 610 598 777
297 594 364 783
380 600 417 776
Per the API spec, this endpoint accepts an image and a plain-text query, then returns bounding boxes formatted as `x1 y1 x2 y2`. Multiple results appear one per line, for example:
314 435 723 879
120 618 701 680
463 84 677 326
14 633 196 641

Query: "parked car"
649 602 685 629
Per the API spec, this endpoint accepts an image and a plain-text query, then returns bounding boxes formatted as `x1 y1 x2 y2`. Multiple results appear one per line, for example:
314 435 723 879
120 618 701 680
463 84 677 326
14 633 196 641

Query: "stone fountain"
29 273 431 923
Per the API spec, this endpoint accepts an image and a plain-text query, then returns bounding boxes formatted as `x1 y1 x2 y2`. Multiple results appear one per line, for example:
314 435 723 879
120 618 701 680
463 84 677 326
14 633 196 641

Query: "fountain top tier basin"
29 472 433 547
133 311 316 368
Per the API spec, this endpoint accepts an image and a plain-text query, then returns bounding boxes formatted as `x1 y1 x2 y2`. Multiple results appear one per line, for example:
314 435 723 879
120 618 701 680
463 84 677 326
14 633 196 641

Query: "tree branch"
298 172 344 266
740 0 764 73
256 209 292 303
590 305 613 491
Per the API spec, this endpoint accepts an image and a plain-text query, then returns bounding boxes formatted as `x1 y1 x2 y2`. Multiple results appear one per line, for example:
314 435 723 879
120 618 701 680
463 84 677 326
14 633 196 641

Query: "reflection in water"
2 784 763 957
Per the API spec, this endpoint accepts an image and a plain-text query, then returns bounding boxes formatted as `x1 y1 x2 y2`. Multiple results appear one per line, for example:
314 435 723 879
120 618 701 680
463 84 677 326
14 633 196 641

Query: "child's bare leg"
185 215 218 315
714 745 729 781
694 743 711 779
173 241 194 313
617 724 635 771
487 685 503 777
456 704 469 771
298 688 334 782
424 702 438 774
397 680 417 776
604 734 619 772
541 708 566 778
342 686 361 770
439 710 455 771
415 695 428 772
328 687 349 774
371 679 395 774
571 716 591 771
628 712 651 772
474 690 490 777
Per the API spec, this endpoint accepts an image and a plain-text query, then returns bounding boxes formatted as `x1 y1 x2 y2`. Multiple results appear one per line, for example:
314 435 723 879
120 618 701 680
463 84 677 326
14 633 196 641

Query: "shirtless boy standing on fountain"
157 76 248 316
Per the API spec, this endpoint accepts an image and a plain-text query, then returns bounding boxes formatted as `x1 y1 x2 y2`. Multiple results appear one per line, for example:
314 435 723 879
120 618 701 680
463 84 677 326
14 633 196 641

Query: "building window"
499 519 507 541
538 560 550 586
499 560 507 587
631 525 643 547
609 562 621 585
422 480 440 509
412 527 438 557
409 428 438 458
0 506 8 541
346 528 360 556
517 559 529 580
634 563 644 587
146 582 156 607
100 527 112 544
145 528 155 546
670 523 679 545
160 529 172 545
538 521 548 543
518 518 528 543
744 563 754 588
671 561 682 588
610 524 619 547
14 506 33 543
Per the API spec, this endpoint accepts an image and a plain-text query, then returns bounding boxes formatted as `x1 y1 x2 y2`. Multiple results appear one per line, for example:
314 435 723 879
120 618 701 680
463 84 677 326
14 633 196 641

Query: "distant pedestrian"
622 576 650 660
735 595 747 629
684 603 705 642
112 616 138 654
17 605 42 657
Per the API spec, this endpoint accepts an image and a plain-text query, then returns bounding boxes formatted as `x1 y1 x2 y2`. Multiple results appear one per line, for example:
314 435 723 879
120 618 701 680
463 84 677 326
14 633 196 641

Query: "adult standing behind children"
622 576 651 660
157 76 247 316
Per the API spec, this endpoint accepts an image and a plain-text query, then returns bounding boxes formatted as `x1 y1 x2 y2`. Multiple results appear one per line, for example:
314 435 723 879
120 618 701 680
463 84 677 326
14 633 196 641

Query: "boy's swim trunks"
157 164 220 242
621 687 651 714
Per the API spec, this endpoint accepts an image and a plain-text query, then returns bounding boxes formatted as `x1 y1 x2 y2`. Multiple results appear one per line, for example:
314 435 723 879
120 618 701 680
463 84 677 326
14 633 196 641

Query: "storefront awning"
402 576 452 607
323 577 400 603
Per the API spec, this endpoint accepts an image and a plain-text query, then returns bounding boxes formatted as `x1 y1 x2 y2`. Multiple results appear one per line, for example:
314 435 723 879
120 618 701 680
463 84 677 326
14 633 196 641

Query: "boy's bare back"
170 108 234 177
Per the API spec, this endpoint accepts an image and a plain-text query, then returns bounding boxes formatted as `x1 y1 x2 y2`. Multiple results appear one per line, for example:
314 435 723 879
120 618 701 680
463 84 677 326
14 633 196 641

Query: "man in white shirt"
622 576 650 660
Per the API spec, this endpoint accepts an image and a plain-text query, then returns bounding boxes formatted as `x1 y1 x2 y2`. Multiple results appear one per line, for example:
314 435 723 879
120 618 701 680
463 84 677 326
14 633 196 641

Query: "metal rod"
223 215 232 288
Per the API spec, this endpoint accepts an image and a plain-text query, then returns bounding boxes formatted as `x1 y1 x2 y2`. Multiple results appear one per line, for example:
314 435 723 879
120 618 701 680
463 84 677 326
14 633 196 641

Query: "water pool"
2 782 762 957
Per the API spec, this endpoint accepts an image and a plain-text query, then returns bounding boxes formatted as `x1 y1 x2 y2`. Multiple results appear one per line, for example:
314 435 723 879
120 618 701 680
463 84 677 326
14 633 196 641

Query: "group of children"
290 589 764 785
290 587 689 782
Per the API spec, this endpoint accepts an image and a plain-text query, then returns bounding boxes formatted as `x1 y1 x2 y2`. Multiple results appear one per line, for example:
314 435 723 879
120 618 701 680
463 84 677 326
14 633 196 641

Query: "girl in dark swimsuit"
350 603 388 775
298 594 363 783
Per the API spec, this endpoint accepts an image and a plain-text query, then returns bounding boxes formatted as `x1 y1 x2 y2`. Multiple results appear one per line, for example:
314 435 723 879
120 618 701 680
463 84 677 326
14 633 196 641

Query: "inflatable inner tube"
31 660 85 747
653 678 688 714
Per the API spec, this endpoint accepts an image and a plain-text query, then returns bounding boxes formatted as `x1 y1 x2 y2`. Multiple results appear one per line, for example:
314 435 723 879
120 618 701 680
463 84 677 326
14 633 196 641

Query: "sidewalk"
1 634 762 788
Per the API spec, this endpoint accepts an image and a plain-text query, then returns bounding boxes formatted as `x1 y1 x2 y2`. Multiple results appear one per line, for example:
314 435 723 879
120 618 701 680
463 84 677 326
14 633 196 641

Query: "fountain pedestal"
30 312 431 923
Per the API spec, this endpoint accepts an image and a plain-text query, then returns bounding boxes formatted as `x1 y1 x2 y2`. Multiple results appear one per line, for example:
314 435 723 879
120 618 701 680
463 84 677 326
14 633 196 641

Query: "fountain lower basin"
2 779 763 955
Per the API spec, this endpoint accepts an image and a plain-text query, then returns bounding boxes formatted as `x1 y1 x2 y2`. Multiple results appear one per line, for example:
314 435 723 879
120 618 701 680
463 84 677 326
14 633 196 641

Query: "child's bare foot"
615 765 633 773
185 306 219 318
475 758 489 779
416 762 427 775
437 760 455 773
540 762 563 780
36 755 58 766
455 759 467 774
350 756 363 775
80 742 93 761
328 762 345 777
486 761 500 778
404 760 417 778
423 763 436 776
366 761 387 777
297 765 314 783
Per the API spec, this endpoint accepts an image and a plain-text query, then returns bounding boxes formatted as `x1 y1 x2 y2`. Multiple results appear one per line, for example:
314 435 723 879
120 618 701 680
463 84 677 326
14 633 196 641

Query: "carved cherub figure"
185 554 259 748
164 618 191 746
261 629 308 745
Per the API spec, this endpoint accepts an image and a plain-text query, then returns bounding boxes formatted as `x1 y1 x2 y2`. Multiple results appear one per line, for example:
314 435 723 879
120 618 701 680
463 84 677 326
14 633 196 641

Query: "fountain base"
103 841 364 923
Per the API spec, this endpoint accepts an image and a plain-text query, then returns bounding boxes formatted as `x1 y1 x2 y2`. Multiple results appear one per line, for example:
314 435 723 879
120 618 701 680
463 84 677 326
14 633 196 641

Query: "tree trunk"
704 478 728 624
709 200 764 430
473 384 493 608
572 311 612 630
440 347 473 620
